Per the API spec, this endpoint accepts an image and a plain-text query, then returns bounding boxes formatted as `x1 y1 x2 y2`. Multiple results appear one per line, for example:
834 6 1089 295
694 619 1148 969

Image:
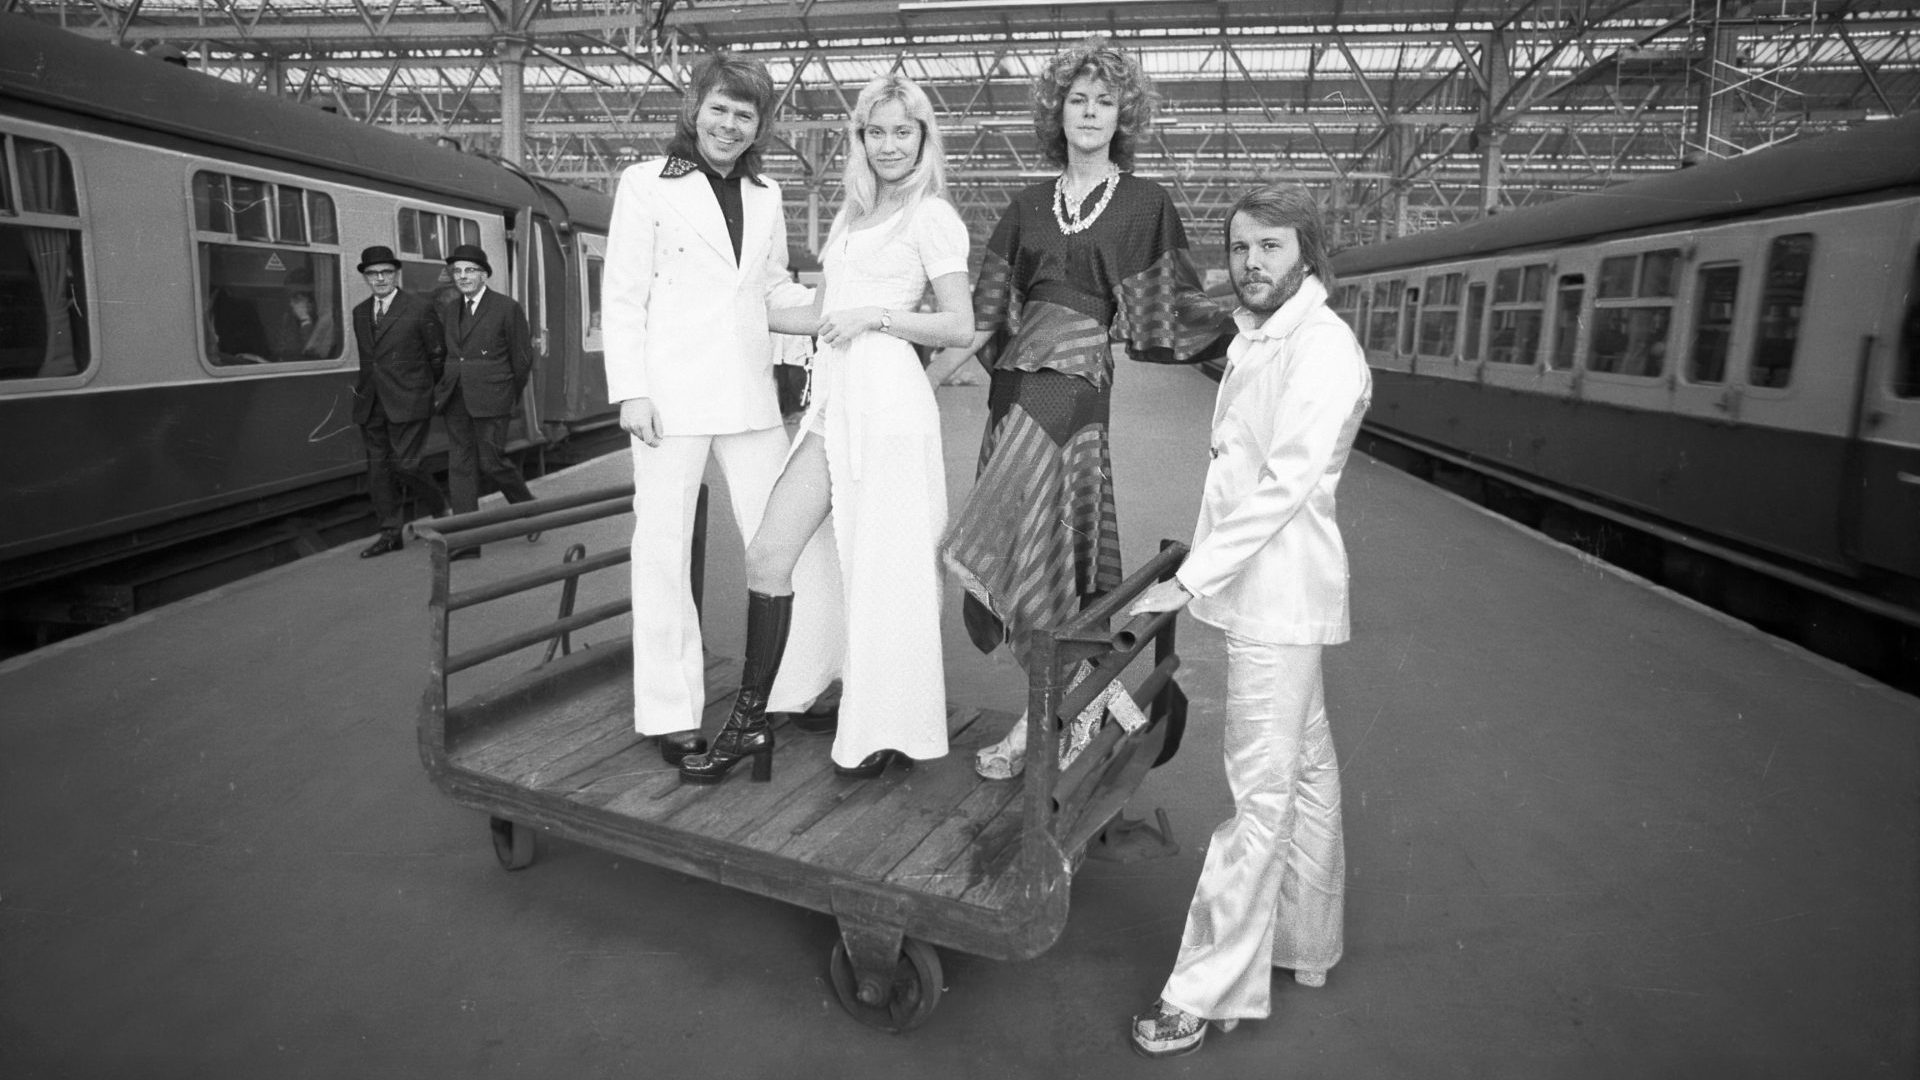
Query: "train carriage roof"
0 15 539 213
1333 110 1920 277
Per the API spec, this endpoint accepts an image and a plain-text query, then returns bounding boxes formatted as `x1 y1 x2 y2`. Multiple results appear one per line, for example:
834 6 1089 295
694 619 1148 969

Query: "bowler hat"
357 245 402 272
446 244 492 276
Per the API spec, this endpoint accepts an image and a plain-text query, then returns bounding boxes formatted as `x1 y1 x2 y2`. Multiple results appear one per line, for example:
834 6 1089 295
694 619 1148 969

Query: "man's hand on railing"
1126 578 1193 617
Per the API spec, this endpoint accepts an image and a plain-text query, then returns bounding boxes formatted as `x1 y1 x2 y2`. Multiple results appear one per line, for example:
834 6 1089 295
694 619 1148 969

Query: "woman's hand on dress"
816 306 884 350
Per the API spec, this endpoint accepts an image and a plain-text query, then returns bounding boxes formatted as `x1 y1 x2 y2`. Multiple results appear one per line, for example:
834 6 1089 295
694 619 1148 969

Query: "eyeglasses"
363 269 398 279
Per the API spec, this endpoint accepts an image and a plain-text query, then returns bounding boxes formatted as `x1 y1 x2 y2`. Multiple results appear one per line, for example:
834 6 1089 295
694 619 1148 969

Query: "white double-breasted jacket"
1175 274 1372 645
601 155 795 435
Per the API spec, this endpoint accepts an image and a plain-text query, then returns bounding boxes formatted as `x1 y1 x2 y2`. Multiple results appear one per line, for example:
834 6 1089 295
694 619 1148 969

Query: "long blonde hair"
829 74 947 246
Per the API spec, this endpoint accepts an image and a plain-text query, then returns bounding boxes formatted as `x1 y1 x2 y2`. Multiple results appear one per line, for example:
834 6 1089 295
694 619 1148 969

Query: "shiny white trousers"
1161 638 1345 1021
627 428 842 735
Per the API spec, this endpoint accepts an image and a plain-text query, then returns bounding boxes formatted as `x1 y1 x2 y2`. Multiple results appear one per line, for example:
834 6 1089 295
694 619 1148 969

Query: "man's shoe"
360 531 404 558
833 749 906 780
656 730 708 766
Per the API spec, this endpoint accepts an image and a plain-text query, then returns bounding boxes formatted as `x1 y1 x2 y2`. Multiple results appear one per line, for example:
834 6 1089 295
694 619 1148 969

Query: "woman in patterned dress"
930 36 1232 779
679 75 974 784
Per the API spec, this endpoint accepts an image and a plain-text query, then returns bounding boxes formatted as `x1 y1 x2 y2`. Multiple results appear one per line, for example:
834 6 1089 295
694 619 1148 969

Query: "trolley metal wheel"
489 816 536 871
828 936 943 1033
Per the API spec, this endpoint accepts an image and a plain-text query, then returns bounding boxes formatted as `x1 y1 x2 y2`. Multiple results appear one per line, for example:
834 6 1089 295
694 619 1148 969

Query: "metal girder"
14 0 1920 246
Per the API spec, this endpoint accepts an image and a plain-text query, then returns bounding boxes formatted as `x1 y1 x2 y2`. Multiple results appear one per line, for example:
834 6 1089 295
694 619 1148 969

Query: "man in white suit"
1124 184 1372 1058
602 52 841 765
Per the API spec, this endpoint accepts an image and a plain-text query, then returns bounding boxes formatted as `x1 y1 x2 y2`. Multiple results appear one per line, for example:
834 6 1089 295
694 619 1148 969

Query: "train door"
1668 225 1756 426
1849 207 1920 580
509 204 547 445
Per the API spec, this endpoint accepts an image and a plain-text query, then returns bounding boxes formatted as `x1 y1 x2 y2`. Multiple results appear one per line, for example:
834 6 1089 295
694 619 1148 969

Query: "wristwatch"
879 309 893 335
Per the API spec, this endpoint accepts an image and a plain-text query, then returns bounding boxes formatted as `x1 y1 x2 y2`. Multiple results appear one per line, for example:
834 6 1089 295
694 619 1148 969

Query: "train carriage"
0 17 614 607
1330 112 1920 627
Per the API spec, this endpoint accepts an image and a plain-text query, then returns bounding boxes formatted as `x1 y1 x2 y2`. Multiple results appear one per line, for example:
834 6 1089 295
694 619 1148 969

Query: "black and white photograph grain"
2 2 1917 1076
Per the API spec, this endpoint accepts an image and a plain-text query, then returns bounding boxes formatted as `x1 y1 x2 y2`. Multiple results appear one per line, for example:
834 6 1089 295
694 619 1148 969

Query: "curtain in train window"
1750 233 1813 389
0 135 92 381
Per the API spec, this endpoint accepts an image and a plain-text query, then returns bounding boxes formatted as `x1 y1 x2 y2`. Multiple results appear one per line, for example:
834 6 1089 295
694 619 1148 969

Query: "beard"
1235 260 1310 315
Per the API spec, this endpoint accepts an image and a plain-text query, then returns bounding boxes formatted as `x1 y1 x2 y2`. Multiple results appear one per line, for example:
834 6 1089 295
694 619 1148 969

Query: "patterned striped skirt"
940 301 1121 670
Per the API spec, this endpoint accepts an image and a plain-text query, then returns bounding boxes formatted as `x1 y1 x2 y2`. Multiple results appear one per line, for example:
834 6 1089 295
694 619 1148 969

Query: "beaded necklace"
1053 164 1120 235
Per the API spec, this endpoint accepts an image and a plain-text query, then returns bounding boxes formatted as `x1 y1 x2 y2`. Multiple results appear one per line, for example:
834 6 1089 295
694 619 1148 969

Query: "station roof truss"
14 0 1920 254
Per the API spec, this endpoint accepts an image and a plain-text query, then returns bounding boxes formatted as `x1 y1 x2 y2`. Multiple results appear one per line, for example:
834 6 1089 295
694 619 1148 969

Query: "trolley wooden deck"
415 485 1188 1030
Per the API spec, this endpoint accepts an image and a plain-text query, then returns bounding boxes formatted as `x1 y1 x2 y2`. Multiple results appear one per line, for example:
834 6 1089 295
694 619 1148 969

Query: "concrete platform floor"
2 361 1915 1078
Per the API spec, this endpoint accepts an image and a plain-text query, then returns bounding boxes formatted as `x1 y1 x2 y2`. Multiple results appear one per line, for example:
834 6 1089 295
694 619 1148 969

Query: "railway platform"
1 361 1913 1078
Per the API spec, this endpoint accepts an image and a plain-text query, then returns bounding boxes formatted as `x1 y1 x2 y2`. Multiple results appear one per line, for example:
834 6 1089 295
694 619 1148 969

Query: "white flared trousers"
627 428 843 735
1161 637 1345 1021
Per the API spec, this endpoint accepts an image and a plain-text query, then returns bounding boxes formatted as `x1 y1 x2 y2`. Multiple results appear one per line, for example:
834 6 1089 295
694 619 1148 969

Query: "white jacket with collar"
1175 274 1371 645
600 155 797 436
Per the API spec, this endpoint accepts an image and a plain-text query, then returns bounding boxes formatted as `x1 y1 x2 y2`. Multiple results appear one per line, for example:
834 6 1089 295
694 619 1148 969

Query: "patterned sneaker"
1130 1000 1232 1058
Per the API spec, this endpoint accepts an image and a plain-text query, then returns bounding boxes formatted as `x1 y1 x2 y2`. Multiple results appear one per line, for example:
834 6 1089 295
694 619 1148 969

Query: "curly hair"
1030 35 1158 170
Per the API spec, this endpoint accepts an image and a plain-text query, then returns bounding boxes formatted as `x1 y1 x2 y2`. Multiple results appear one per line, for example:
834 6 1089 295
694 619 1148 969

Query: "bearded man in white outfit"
1124 184 1372 1058
602 52 843 764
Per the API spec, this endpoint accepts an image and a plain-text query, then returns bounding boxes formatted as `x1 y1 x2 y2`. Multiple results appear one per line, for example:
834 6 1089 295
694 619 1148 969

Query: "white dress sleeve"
914 198 970 281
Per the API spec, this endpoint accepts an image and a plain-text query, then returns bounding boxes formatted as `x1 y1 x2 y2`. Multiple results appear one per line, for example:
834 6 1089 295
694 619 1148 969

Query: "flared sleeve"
1109 189 1235 364
971 195 1023 369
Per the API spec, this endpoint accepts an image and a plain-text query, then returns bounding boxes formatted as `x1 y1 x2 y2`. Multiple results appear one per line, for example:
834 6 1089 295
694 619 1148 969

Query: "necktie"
373 300 386 326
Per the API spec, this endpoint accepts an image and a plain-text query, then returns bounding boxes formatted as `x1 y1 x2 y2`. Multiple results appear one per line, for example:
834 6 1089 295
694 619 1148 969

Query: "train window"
1549 274 1584 371
397 208 419 254
1462 281 1486 362
1598 256 1637 300
1589 249 1681 378
192 169 344 367
0 134 91 381
1641 250 1679 298
309 192 337 244
1750 233 1812 389
580 232 606 353
1416 273 1460 357
1488 262 1548 365
1687 264 1741 384
394 207 479 305
1366 279 1402 352
1896 245 1919 398
1397 285 1419 355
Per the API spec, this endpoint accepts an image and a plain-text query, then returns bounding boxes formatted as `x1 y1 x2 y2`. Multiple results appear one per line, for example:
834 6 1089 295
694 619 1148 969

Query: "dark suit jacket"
351 288 444 424
436 288 533 419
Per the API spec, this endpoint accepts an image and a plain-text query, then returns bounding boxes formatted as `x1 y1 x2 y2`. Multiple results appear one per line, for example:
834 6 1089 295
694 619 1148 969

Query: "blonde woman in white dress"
679 74 974 784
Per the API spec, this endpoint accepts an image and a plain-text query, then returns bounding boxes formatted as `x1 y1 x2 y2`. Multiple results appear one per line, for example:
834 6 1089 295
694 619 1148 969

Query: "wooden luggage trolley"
415 485 1189 1031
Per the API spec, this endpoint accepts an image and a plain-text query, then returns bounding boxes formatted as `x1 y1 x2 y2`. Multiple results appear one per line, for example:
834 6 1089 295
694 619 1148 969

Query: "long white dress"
782 198 969 768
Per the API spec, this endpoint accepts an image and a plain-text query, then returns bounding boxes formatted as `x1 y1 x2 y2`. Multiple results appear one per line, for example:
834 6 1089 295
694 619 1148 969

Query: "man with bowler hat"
436 243 535 557
351 245 448 558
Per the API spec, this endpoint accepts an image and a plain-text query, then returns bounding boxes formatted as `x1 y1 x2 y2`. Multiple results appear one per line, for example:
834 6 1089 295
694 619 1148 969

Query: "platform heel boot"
679 590 792 785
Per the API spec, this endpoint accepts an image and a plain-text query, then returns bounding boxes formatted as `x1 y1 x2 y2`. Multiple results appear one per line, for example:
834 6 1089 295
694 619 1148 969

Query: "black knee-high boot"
679 590 792 784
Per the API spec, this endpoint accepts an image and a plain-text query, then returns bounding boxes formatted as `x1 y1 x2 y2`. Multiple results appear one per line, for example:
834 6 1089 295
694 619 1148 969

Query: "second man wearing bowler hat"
436 243 536 555
352 244 449 558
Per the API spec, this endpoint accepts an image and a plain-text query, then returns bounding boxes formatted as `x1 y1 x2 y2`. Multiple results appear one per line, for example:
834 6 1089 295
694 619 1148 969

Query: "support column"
1476 27 1510 217
496 36 528 168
